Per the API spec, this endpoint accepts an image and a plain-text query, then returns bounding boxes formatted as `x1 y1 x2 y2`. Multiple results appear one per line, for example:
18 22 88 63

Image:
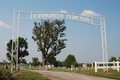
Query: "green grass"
48 68 120 80
79 69 120 80
14 70 48 80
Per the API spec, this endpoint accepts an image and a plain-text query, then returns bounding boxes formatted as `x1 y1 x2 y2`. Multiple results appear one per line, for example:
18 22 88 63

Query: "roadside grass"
14 70 48 80
48 68 120 80
78 69 120 80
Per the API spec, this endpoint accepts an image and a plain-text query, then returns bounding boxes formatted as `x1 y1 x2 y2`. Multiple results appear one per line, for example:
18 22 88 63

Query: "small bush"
0 69 15 80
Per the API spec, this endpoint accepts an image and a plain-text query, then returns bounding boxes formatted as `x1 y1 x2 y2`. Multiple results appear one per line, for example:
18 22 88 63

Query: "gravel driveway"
29 70 115 80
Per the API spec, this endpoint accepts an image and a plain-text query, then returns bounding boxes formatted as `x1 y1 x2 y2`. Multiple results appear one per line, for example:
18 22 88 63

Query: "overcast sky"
0 0 120 63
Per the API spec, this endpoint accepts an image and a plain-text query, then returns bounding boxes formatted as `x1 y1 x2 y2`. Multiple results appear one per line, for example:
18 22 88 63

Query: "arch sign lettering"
11 10 108 72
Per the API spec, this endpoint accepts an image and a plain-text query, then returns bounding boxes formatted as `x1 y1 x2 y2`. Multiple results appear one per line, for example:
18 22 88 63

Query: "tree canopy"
46 54 58 67
109 57 117 62
32 57 39 63
6 37 29 65
62 54 77 68
20 59 27 64
32 19 67 69
31 57 39 67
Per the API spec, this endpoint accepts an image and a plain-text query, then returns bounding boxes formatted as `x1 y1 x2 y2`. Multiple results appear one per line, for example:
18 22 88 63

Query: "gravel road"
29 70 115 80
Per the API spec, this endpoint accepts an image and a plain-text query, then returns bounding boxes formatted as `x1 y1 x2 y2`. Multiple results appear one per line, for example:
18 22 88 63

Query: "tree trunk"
42 61 46 70
15 64 16 71
42 54 46 70
14 63 16 71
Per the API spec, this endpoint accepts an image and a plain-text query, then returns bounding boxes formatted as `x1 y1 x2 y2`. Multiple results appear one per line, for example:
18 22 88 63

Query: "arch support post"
95 61 97 72
11 10 15 73
101 18 108 72
11 10 20 73
16 10 20 72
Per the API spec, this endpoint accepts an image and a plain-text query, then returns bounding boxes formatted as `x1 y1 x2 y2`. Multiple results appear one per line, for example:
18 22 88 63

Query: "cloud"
4 41 8 45
81 10 101 17
0 21 12 28
27 31 32 35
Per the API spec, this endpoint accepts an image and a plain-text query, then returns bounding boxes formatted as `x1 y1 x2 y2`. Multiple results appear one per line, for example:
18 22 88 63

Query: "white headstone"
71 65 73 71
29 64 31 69
67 68 70 70
48 65 51 69
113 60 117 70
62 67 66 69
52 65 54 68
45 65 48 70
82 64 87 70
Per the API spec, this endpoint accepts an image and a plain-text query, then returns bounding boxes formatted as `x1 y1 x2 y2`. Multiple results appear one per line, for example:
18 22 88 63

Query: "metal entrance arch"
11 10 108 72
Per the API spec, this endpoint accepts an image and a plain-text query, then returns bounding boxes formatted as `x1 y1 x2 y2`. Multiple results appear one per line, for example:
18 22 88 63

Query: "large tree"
6 37 29 69
32 19 67 69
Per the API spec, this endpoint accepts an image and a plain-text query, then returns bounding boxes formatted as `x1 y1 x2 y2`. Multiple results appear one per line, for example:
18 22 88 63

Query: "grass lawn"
48 68 120 80
13 70 48 80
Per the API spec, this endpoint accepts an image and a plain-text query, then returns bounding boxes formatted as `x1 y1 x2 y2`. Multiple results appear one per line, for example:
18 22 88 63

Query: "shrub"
0 69 15 80
72 62 79 67
31 62 37 67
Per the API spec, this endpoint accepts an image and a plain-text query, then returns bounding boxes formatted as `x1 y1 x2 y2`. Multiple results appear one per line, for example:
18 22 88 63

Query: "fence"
95 61 120 72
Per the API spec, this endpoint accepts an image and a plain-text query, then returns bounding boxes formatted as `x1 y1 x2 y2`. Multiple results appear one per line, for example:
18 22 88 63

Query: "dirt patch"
106 72 113 74
16 76 24 80
13 75 24 80
42 75 54 80
13 72 26 80
16 72 26 74
81 71 89 74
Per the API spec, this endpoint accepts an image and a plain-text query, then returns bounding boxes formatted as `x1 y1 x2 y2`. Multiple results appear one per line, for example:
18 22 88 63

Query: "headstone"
71 65 73 71
98 64 100 67
113 60 117 70
91 63 93 68
67 68 70 70
73 66 75 70
76 67 79 70
75 70 79 72
62 67 66 69
48 65 51 69
52 65 54 68
87 67 90 70
29 64 31 69
82 64 87 70
45 65 48 70
39 65 41 70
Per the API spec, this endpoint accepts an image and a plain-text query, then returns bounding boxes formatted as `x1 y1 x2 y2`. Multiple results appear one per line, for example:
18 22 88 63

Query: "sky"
0 0 120 63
